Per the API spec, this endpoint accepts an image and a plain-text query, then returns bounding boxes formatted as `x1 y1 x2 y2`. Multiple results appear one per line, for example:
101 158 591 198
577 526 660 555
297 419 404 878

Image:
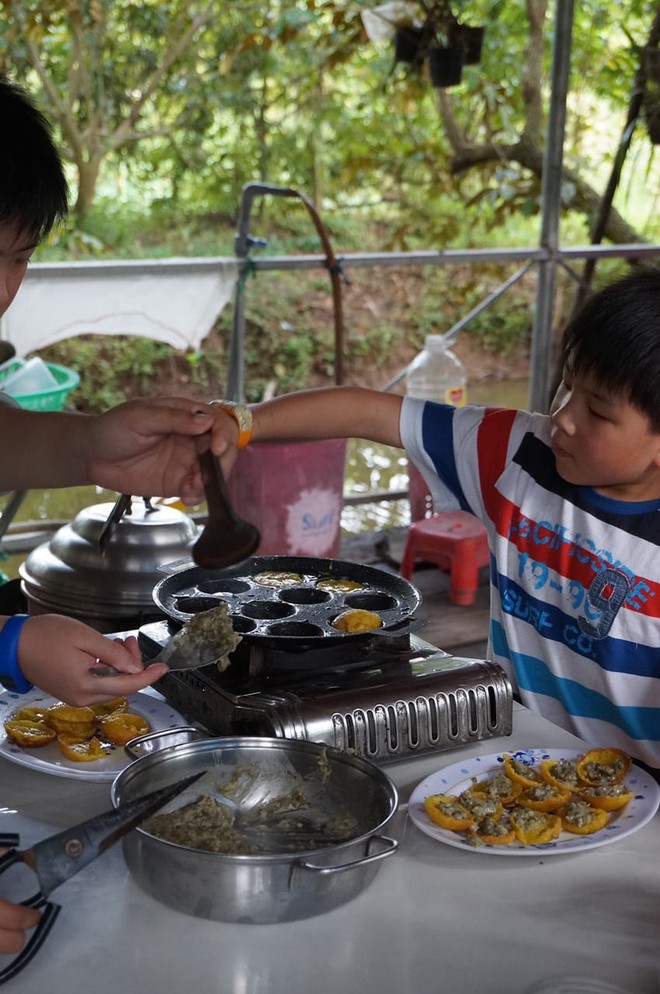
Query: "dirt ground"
302 264 533 391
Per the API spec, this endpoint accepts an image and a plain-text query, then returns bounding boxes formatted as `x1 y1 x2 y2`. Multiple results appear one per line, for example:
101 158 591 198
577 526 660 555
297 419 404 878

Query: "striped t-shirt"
400 397 660 768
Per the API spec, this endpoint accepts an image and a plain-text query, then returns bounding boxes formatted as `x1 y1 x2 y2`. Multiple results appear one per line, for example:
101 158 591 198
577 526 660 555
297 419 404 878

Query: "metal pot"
111 734 398 924
19 500 199 632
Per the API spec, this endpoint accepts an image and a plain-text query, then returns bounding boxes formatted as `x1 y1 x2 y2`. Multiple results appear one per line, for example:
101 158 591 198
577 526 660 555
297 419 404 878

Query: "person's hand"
17 616 169 707
206 406 242 477
84 397 218 505
0 896 41 954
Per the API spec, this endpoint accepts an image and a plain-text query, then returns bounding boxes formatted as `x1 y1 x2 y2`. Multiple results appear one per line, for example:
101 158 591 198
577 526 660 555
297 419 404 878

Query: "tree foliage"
0 0 223 215
1 0 659 244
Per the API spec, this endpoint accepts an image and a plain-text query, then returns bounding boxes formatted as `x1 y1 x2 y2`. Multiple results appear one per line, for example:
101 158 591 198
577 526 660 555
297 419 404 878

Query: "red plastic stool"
400 511 490 606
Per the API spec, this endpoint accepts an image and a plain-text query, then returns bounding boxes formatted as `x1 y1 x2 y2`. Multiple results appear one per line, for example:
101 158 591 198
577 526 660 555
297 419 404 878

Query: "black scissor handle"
0 847 61 984
0 849 41 910
0 899 60 986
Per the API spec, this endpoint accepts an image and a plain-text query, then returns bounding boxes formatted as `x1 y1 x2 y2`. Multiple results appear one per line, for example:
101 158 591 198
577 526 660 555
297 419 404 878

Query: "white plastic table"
1 701 657 994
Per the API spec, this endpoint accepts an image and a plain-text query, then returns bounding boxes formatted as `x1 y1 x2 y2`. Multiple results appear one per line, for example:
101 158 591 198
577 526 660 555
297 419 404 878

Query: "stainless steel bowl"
19 500 198 631
112 735 398 924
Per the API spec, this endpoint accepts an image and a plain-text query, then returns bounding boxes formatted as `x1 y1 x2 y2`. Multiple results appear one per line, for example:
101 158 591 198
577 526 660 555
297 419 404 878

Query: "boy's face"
0 223 38 320
550 370 660 501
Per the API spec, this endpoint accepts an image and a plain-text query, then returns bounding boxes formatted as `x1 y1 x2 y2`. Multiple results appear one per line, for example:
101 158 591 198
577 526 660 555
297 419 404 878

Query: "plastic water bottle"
406 335 467 517
405 335 467 407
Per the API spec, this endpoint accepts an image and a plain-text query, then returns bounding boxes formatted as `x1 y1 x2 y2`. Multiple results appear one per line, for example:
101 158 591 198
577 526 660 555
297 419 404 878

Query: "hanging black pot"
644 99 660 144
394 27 426 65
643 45 660 84
643 83 660 144
450 24 485 66
427 45 464 88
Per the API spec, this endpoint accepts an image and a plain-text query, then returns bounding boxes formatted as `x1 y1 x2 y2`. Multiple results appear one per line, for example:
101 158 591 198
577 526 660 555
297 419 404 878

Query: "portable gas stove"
139 619 513 765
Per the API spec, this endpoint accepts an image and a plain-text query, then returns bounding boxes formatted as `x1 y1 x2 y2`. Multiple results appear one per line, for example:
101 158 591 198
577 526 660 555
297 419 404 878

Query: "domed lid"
19 499 199 614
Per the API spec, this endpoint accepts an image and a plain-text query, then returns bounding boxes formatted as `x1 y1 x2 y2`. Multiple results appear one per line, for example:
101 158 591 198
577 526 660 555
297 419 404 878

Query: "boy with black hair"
1 75 68 242
213 267 660 775
0 74 223 702
0 74 235 954
0 74 230 692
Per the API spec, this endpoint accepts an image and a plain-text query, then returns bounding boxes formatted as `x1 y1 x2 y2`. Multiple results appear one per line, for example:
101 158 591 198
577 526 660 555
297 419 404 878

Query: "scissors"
0 771 203 984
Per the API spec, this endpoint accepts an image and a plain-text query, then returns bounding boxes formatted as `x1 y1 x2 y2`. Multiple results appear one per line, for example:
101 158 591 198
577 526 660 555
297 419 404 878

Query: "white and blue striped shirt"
401 397 660 768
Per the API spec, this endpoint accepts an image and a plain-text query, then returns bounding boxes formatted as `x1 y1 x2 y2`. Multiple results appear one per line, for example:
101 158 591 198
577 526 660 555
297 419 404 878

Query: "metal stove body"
140 620 513 765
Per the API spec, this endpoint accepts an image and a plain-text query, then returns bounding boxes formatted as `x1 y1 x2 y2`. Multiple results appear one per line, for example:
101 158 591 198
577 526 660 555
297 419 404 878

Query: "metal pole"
226 184 261 402
528 0 574 412
227 184 278 401
226 182 347 400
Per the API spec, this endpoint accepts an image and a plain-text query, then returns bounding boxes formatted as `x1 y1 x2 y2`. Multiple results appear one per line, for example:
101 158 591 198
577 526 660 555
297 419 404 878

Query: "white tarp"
361 3 420 42
0 257 239 355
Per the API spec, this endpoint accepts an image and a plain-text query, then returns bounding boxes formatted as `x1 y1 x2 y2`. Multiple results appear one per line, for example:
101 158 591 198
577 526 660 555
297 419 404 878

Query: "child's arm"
211 387 404 454
11 618 168 707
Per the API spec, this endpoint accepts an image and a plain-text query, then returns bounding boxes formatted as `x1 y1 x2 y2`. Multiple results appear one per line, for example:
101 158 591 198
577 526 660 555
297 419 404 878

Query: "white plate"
408 747 660 856
0 689 186 783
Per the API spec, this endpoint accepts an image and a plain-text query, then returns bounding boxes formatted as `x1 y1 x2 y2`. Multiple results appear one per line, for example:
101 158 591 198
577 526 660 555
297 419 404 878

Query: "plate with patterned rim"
0 688 186 783
408 747 660 856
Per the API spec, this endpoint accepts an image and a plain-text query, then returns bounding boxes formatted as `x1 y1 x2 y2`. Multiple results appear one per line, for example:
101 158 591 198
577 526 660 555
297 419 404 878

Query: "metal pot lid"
20 500 199 611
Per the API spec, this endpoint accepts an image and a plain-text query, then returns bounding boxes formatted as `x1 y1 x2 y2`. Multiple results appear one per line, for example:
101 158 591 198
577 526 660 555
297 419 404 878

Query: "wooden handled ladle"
192 437 261 569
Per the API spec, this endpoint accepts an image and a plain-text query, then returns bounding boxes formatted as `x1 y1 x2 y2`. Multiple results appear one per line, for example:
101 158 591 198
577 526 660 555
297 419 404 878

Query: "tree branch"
434 88 468 152
433 0 643 247
521 0 547 145
574 0 660 302
110 0 217 148
450 136 641 244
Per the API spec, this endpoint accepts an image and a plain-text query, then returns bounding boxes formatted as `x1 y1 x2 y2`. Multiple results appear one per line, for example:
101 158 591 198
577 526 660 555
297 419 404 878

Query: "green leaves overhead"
1 0 658 244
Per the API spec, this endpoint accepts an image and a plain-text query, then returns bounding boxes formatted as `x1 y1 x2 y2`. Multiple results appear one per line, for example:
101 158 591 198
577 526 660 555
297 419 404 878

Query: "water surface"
342 376 529 533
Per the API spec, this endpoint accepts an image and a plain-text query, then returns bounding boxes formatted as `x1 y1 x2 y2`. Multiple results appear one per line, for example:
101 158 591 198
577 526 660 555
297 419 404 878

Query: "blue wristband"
0 615 32 694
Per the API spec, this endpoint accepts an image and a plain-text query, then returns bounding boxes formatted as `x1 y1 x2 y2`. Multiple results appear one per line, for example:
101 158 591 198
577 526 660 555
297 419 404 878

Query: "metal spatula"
97 603 242 677
192 443 260 569
149 604 243 672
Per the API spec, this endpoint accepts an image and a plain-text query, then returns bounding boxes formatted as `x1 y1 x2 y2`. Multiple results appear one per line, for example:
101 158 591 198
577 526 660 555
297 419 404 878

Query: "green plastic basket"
0 361 80 411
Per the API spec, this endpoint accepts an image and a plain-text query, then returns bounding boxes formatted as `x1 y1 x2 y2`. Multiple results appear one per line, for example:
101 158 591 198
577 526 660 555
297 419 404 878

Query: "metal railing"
1 237 659 552
233 239 660 410
226 190 660 520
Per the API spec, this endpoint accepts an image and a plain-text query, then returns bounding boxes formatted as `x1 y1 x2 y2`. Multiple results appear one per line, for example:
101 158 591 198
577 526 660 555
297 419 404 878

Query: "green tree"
204 0 660 246
429 0 659 244
0 0 222 217
2 0 659 248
